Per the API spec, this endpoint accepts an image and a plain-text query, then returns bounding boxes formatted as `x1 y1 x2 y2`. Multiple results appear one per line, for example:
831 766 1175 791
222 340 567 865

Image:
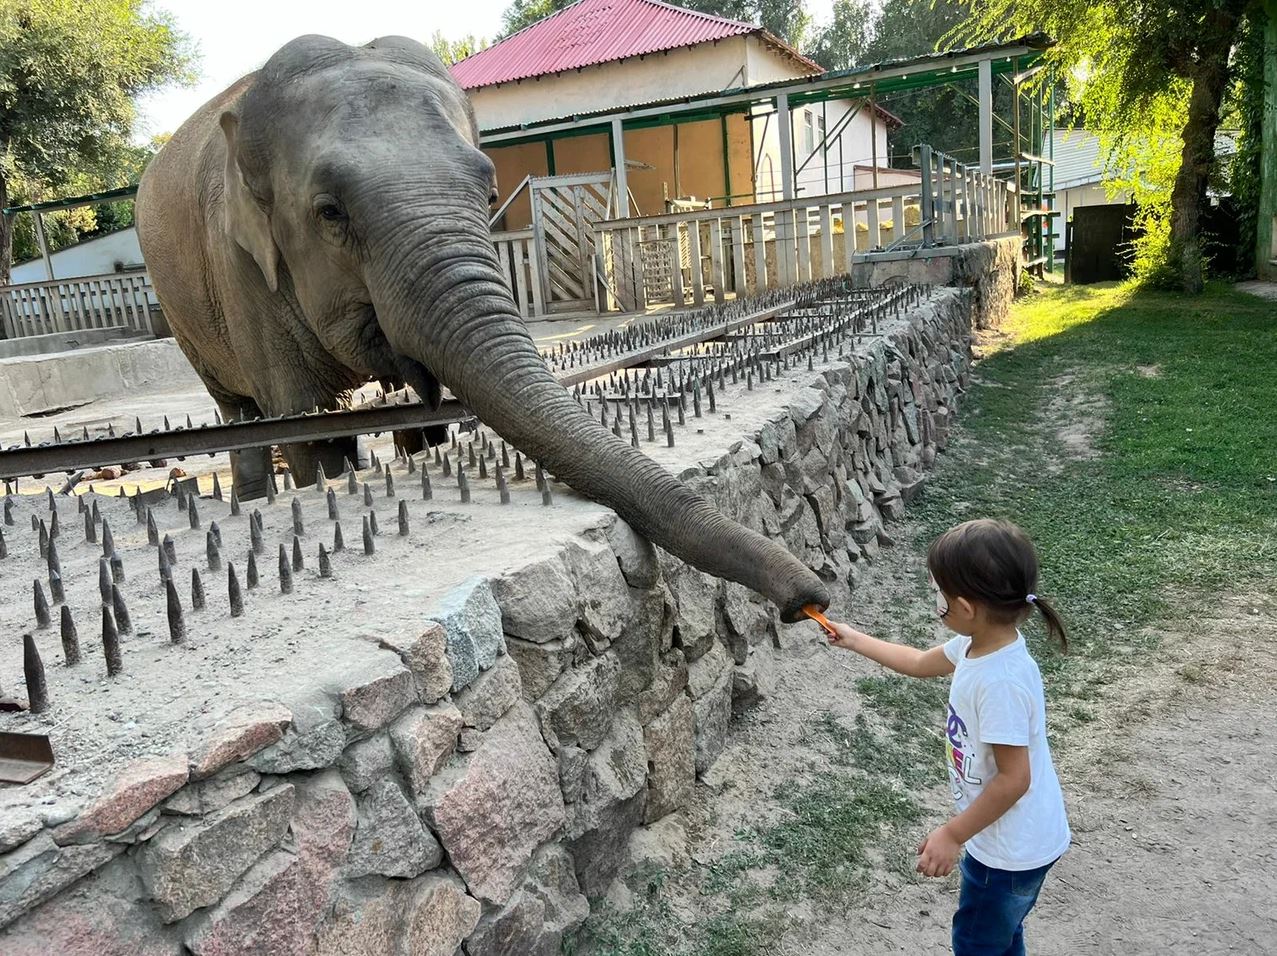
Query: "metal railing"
594 145 1015 311
0 271 158 340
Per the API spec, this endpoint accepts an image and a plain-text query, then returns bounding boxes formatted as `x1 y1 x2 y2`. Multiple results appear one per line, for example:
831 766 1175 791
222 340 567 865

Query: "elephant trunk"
368 205 830 622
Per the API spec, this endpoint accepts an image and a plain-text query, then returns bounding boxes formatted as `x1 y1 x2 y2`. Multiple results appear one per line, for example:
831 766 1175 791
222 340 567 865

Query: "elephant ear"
219 111 280 293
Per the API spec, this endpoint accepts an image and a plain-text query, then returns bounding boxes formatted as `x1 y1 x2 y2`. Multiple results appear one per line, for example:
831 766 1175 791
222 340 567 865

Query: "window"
803 110 814 157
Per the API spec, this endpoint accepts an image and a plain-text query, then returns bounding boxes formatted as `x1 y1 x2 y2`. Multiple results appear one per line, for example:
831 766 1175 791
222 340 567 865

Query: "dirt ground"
660 539 1277 956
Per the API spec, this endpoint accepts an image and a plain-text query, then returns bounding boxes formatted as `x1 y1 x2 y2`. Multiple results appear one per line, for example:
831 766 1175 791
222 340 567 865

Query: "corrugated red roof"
451 0 819 90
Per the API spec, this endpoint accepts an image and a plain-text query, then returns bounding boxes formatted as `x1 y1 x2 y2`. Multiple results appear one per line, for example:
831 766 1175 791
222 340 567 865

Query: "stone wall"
0 251 1010 954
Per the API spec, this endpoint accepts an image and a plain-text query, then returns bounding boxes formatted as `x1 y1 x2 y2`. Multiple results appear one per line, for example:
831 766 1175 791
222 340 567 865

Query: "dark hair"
927 518 1068 652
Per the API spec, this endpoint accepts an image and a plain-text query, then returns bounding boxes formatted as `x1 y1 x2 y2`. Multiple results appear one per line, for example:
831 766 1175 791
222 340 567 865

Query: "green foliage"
0 0 193 276
681 0 811 48
804 0 873 72
499 0 574 37
951 0 1251 290
427 30 488 66
1227 10 1268 279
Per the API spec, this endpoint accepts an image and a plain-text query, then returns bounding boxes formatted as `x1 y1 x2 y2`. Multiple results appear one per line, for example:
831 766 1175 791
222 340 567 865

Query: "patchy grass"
573 281 1277 955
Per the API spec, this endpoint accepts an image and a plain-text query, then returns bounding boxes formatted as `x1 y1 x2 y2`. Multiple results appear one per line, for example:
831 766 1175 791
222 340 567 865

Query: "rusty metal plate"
0 732 55 784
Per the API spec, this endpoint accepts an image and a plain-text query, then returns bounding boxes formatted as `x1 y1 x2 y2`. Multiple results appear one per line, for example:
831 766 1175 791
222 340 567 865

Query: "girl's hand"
916 824 962 878
826 620 866 651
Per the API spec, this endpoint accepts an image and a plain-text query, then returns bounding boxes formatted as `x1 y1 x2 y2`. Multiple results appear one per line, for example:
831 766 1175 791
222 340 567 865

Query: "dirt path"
674 554 1277 956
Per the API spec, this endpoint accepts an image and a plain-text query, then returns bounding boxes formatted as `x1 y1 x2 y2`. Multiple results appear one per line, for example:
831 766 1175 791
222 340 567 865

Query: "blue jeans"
951 853 1057 956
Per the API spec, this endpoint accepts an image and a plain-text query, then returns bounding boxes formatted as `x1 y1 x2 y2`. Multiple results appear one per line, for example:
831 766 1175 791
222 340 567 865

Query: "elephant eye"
318 203 345 222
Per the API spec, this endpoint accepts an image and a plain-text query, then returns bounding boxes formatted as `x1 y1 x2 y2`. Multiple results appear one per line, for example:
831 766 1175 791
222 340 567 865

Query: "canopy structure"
3 186 140 283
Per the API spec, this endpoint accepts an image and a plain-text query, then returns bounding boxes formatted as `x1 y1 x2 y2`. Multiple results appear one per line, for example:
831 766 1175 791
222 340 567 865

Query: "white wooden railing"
0 271 158 340
595 146 1016 311
491 228 545 319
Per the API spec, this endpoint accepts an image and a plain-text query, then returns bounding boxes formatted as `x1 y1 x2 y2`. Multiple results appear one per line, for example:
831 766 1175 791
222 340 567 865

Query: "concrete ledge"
0 339 201 419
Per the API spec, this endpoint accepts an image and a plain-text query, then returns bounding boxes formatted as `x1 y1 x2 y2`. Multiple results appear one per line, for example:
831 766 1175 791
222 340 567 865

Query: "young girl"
825 518 1070 956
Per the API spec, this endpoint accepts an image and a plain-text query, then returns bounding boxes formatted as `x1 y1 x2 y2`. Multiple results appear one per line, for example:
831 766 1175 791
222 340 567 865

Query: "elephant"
135 34 829 621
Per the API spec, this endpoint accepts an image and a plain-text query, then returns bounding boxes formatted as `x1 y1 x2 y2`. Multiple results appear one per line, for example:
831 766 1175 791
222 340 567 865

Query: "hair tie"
1026 593 1037 605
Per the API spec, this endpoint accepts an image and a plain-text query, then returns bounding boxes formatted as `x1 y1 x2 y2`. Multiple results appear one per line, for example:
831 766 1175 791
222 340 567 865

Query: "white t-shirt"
942 633 1071 871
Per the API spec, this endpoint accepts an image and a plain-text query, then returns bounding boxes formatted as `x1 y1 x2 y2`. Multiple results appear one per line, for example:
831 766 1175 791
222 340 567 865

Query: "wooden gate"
529 172 615 313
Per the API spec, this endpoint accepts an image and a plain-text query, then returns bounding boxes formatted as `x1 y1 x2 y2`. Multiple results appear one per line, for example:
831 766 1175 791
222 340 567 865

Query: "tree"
0 0 193 282
804 0 873 72
499 0 574 37
952 0 1252 292
428 30 488 66
681 0 811 48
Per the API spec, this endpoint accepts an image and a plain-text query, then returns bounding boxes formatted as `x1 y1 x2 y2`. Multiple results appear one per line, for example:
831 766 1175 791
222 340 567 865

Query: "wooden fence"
596 147 1016 311
490 229 546 320
0 271 158 340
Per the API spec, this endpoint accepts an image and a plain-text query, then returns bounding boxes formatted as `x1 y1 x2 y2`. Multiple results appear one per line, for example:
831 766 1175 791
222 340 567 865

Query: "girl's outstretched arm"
827 621 956 678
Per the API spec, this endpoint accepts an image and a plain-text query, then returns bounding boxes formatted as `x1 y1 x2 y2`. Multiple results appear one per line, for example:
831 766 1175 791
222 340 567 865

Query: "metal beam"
611 118 630 217
978 59 993 174
0 401 472 482
776 93 795 201
32 214 54 282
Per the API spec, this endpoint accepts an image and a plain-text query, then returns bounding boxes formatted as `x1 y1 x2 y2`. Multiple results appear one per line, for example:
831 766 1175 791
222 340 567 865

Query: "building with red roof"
458 0 902 227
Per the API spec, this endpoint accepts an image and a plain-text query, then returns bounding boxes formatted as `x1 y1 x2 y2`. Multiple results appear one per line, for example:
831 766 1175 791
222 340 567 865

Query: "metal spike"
250 517 264 556
362 515 375 555
210 520 222 549
362 482 373 507
191 567 206 611
33 579 51 629
166 578 186 644
497 468 510 505
278 544 293 594
407 454 417 475
212 472 224 500
421 470 432 501
49 509 59 540
21 634 48 714
0 527 6 559
319 543 332 578
266 475 277 504
206 531 222 572
247 552 259 589
176 484 187 512
316 462 327 491
3 497 11 525
101 518 114 558
230 488 241 516
283 470 294 491
228 563 244 617
291 497 304 536
327 487 339 520
541 481 553 506
188 496 200 530
46 538 60 578
111 583 133 635
385 470 395 497
292 535 304 572
457 469 470 504
100 605 124 675
159 543 171 584
501 442 510 468
534 462 545 492
397 499 409 536
442 454 452 478
61 606 81 665
347 467 358 495
110 551 124 584
146 509 158 546
163 534 176 565
369 511 379 536
333 521 345 552
514 452 525 481
83 508 96 544
478 457 487 479
45 486 54 510
49 569 64 605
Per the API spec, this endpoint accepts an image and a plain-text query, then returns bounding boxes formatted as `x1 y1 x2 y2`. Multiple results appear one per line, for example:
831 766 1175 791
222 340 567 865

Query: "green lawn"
572 281 1277 956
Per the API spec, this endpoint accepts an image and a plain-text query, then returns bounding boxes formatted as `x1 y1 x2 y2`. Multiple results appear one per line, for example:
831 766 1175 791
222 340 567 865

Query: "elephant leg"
392 426 447 458
215 398 272 501
281 437 358 488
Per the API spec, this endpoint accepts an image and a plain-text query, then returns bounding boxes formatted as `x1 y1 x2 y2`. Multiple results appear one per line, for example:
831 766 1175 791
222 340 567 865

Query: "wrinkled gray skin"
136 35 829 620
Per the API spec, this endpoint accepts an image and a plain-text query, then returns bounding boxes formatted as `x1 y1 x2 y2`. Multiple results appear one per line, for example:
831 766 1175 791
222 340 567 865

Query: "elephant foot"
229 446 272 501
283 437 358 488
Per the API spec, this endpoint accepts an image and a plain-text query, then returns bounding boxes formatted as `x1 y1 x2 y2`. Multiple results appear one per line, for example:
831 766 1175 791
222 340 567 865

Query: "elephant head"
219 34 829 621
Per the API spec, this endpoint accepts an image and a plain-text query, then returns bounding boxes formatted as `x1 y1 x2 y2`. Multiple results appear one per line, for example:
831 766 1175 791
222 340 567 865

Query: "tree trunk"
1168 7 1244 292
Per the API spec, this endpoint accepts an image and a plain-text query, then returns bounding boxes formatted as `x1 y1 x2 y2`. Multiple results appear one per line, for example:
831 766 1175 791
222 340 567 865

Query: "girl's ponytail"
1028 594 1068 653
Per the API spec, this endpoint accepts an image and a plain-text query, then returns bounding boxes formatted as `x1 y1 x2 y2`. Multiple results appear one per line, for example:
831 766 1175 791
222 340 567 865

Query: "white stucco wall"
10 227 144 284
751 98 893 203
468 35 755 130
